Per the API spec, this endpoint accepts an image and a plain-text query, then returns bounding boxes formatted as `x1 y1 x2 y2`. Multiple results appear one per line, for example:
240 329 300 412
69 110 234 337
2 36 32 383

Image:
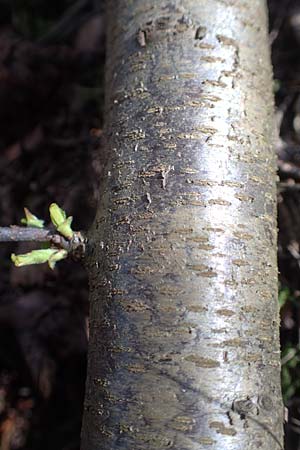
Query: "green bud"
11 248 57 267
21 207 44 229
57 216 74 239
49 203 66 228
49 203 73 239
48 249 68 270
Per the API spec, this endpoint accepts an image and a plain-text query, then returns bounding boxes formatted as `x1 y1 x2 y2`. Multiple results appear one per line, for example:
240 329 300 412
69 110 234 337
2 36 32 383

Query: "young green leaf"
21 207 44 229
49 203 73 239
11 248 57 267
57 216 74 239
48 249 68 270
49 203 67 228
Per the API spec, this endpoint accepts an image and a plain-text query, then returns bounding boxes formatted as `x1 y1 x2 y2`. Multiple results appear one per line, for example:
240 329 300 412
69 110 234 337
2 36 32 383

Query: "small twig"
0 226 53 243
269 0 293 45
0 226 86 259
278 160 300 182
278 182 300 192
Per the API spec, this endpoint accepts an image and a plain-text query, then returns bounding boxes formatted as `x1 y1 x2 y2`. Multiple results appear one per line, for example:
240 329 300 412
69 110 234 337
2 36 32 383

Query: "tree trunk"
81 1 284 449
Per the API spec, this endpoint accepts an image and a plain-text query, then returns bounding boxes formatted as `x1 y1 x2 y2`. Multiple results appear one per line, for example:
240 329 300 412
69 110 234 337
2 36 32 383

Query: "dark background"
0 0 299 448
0 1 103 449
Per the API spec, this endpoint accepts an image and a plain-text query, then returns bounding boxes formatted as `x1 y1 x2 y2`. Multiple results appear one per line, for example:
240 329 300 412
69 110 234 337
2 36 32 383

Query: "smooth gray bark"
81 0 284 449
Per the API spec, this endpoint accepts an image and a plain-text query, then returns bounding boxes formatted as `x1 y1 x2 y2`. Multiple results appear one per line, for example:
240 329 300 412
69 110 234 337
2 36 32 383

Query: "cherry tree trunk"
81 1 284 449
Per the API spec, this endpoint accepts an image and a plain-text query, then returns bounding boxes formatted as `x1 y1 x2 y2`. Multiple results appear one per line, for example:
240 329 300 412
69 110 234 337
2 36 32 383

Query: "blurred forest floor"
0 1 103 449
0 0 299 449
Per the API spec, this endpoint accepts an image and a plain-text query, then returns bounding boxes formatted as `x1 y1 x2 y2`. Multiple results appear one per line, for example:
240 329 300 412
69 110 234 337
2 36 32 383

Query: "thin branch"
278 160 300 182
0 226 54 243
0 226 86 259
278 182 300 192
